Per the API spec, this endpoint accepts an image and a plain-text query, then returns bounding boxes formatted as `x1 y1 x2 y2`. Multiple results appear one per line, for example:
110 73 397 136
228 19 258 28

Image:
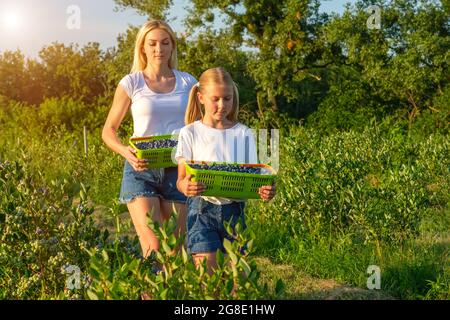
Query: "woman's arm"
102 85 147 172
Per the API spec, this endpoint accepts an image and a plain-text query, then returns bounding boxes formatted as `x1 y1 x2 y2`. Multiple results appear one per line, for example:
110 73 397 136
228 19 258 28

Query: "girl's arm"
259 183 276 201
245 127 276 201
176 159 206 197
102 85 147 171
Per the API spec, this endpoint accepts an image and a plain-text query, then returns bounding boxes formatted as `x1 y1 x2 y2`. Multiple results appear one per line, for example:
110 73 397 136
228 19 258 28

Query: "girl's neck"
143 64 173 80
201 117 236 129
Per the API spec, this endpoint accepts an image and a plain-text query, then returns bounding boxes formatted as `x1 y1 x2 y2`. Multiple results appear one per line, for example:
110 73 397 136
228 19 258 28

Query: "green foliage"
0 0 448 300
307 80 386 133
0 160 106 299
408 83 450 136
312 0 450 129
0 110 448 299
84 213 271 300
39 42 111 104
0 51 28 103
105 26 139 94
0 149 272 299
177 29 257 112
185 0 328 113
0 43 110 105
1 0 447 130
36 97 88 132
249 121 449 245
113 0 173 20
245 121 449 299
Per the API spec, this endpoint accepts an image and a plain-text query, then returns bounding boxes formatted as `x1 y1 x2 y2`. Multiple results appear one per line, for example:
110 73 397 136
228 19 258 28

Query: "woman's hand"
177 174 206 197
258 183 276 201
121 146 148 172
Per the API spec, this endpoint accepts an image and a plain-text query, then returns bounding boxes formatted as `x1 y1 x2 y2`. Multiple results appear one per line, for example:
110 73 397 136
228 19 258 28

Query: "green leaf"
160 288 168 300
223 238 233 253
239 258 251 276
168 234 177 247
101 250 109 262
229 251 238 265
181 246 188 263
216 250 225 267
161 241 171 254
86 289 98 300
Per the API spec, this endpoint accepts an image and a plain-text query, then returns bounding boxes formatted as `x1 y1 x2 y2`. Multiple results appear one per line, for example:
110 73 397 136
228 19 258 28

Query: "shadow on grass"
255 257 394 300
380 240 449 299
256 237 449 300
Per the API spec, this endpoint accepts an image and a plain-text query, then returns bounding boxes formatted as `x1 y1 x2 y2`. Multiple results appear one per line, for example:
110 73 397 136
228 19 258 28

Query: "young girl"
175 67 276 273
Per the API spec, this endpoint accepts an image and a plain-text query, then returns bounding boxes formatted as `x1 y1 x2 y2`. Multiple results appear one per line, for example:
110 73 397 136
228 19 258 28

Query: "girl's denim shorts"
119 160 187 204
186 196 247 254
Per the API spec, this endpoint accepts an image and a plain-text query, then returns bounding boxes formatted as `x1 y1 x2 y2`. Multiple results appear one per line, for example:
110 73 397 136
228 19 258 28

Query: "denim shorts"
118 160 187 204
186 196 247 254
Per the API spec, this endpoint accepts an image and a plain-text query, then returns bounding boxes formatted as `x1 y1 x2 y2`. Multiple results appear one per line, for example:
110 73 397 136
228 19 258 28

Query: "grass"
247 204 449 300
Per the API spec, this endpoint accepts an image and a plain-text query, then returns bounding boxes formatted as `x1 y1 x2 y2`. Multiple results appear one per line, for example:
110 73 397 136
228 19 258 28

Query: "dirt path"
255 257 394 300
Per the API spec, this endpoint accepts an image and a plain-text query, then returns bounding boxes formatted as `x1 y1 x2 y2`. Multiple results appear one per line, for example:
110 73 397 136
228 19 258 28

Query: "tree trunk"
267 88 278 111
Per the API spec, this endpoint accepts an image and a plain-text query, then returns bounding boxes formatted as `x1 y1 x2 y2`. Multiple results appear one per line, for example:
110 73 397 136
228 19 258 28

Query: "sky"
0 0 357 59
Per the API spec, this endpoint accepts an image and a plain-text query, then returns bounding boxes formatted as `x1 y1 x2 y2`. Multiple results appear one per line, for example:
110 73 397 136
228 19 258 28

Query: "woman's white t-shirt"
119 69 197 137
175 120 258 204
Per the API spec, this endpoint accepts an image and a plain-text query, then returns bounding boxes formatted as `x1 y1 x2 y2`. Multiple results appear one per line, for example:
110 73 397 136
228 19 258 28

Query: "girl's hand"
258 183 276 201
121 146 148 172
178 174 206 197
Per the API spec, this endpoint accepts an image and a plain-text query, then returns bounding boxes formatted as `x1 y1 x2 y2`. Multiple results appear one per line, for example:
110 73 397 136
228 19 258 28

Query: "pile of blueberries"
189 163 262 174
135 139 178 150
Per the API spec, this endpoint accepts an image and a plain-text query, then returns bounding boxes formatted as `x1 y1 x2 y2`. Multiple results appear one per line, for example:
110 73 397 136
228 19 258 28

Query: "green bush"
0 160 107 299
85 214 276 300
248 123 449 245
306 80 388 133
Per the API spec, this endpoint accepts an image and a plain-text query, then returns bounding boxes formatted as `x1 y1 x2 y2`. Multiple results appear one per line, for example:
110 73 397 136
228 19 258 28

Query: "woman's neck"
143 64 173 80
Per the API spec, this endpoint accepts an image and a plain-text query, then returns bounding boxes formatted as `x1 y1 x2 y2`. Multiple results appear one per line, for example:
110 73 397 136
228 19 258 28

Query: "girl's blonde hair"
185 67 239 125
131 20 178 73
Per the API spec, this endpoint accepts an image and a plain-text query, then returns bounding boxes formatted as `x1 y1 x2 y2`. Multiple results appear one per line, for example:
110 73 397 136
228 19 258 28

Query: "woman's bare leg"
127 197 162 258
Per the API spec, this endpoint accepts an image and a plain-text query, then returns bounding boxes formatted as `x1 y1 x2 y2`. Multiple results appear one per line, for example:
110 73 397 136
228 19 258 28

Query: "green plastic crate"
185 160 276 199
129 134 177 169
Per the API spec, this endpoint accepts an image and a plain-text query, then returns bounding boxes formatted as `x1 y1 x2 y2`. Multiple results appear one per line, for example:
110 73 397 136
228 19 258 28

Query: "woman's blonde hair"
131 20 178 73
185 67 239 125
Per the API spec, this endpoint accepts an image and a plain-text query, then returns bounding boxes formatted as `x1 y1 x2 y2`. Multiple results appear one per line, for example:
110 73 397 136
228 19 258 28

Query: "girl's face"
142 28 173 68
198 84 234 123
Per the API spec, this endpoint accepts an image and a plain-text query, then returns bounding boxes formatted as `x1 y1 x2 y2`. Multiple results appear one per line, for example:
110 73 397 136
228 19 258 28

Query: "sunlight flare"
2 10 22 30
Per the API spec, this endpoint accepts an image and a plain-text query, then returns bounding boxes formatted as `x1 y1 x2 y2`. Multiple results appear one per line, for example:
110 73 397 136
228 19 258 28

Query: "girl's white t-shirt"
175 120 258 204
119 69 197 137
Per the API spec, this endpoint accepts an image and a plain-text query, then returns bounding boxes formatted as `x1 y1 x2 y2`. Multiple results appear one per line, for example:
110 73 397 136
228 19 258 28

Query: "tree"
105 26 139 94
38 42 109 104
318 0 449 128
0 50 27 103
113 0 334 117
184 0 334 114
113 0 173 20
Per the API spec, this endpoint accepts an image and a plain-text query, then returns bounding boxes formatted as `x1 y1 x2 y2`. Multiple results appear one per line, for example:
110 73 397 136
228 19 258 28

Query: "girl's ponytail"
228 82 239 122
184 84 203 125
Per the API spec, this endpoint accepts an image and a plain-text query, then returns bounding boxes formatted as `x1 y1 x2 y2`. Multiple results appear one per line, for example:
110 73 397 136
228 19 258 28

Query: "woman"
102 20 196 261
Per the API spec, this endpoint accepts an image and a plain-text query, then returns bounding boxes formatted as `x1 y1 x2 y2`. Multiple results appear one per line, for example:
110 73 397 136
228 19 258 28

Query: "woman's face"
142 28 173 68
198 84 234 123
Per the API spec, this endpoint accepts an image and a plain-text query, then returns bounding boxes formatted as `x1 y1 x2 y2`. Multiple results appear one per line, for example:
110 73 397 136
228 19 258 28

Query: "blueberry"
135 139 178 150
